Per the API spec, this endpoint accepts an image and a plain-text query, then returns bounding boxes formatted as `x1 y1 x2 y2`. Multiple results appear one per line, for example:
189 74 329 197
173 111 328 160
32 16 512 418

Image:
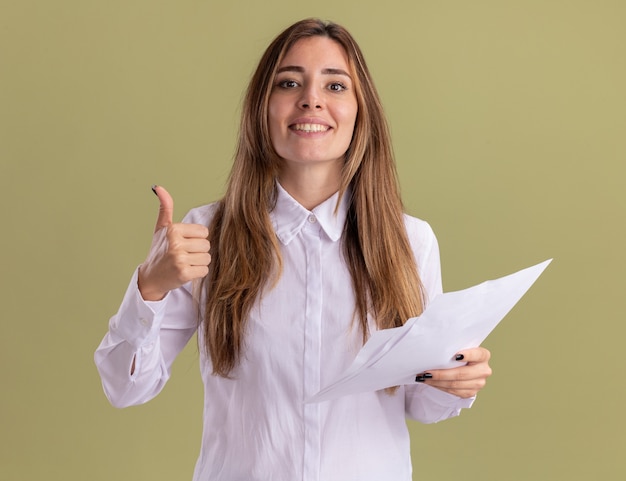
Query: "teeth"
292 123 329 132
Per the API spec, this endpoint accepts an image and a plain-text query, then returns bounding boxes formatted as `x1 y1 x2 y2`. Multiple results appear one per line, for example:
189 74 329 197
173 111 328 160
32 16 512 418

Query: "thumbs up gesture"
137 186 211 301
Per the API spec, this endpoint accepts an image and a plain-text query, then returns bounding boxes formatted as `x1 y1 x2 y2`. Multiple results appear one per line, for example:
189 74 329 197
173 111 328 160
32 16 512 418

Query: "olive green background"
1 1 624 480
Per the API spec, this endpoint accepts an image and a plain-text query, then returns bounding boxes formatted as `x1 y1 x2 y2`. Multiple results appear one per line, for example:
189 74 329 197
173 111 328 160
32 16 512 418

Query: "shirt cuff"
415 383 476 409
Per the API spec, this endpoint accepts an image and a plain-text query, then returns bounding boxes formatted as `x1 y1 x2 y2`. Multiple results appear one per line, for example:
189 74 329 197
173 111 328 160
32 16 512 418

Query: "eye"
328 82 348 92
277 79 299 89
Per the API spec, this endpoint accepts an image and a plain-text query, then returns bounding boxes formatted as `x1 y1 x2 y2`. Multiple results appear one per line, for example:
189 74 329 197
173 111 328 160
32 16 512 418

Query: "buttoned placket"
302 214 322 481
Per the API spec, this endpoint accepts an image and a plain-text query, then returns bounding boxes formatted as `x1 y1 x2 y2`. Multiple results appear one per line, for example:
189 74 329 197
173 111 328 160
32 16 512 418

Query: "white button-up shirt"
95 184 474 481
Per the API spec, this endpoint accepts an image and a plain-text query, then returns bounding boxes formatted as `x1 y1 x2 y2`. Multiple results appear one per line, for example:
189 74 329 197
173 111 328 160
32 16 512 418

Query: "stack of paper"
307 259 552 403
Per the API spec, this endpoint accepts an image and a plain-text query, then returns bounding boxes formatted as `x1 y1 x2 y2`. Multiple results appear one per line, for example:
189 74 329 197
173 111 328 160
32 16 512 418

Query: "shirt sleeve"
404 384 475 423
93 205 214 408
93 269 198 408
402 215 476 422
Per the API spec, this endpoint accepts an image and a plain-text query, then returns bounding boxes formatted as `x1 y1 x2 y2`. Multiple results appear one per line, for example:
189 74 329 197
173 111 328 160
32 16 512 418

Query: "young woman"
95 18 492 481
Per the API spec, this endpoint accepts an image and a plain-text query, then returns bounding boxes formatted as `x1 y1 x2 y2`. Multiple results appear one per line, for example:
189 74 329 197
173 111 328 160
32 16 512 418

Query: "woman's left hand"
415 347 492 399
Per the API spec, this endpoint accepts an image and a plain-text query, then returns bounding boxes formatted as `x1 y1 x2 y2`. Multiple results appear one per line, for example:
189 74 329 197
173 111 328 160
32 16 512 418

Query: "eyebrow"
276 66 352 78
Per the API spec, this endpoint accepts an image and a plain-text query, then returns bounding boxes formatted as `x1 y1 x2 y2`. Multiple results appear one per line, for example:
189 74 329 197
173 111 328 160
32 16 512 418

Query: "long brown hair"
203 18 425 376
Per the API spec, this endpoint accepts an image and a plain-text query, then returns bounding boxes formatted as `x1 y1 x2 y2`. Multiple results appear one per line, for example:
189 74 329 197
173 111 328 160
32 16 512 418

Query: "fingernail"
151 185 158 196
415 373 432 382
455 354 465 361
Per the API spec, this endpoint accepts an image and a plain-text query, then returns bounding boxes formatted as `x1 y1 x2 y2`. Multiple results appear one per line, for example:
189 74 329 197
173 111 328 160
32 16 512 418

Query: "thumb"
151 185 174 232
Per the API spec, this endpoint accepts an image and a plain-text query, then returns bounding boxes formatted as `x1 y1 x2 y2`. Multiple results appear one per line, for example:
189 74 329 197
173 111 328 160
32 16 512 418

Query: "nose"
298 85 323 110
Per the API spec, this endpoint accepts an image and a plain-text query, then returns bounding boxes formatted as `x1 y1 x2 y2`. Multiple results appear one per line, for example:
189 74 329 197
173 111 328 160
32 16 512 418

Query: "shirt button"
139 318 150 327
308 214 317 223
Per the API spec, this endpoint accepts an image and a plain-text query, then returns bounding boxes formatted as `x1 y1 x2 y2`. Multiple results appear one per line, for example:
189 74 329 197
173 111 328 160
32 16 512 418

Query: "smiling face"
268 36 358 174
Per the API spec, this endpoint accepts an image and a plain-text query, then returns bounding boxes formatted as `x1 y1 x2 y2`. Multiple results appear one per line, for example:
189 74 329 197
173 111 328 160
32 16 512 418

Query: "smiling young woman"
204 19 427 379
95 18 492 481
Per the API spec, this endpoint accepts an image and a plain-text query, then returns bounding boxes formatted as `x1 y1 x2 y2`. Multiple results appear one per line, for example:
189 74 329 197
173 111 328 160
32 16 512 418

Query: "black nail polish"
151 185 158 196
415 375 425 382
455 354 465 361
415 373 432 383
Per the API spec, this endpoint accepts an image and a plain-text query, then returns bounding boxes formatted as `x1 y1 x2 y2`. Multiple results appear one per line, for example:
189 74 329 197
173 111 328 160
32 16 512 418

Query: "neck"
278 161 342 210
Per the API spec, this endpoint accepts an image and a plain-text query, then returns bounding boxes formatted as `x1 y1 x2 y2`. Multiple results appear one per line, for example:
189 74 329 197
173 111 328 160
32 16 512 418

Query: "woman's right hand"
137 186 211 301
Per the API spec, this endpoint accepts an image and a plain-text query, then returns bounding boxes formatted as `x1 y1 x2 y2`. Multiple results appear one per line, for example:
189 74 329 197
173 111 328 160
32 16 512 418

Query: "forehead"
279 36 351 70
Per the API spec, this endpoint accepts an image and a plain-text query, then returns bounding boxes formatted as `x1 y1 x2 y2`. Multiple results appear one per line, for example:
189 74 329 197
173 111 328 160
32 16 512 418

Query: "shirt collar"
271 182 349 245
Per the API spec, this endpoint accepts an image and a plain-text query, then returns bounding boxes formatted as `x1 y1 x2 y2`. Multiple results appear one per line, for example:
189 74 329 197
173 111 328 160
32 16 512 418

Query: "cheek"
267 101 289 156
339 95 358 124
339 103 358 137
267 103 281 140
268 96 290 130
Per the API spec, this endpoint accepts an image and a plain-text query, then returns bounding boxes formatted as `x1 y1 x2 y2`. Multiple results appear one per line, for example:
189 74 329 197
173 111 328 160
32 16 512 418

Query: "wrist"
137 266 167 301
